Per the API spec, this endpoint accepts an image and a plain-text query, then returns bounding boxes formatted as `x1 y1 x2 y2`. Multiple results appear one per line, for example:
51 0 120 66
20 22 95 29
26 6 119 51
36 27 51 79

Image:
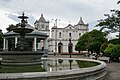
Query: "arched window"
79 33 81 36
58 42 63 54
69 33 71 37
59 32 62 38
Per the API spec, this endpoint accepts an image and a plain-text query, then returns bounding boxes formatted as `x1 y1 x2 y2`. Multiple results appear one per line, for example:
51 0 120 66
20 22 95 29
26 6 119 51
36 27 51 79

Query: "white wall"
49 25 88 53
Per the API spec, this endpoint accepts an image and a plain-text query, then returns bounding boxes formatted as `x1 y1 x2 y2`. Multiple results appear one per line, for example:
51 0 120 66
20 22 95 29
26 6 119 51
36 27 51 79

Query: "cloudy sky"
0 0 119 35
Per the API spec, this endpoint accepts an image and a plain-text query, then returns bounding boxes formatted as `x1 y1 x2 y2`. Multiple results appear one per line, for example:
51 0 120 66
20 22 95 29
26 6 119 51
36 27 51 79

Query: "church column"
3 38 6 50
33 37 37 51
6 39 8 50
15 37 18 48
45 39 48 50
43 39 48 55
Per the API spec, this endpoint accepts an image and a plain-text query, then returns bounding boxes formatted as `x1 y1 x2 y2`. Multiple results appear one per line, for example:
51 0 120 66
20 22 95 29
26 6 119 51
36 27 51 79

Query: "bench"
98 57 110 63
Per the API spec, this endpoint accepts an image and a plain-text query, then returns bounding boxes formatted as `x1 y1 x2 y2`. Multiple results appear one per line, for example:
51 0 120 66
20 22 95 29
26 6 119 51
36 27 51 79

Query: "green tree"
0 29 3 50
75 32 89 52
100 42 108 55
75 29 107 57
96 1 120 39
104 44 120 61
109 38 120 45
88 30 107 55
96 9 120 39
6 23 20 32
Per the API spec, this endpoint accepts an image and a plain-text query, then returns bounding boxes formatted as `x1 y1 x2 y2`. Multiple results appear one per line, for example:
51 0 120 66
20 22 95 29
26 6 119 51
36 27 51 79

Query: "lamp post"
55 19 57 55
68 38 72 69
68 38 72 58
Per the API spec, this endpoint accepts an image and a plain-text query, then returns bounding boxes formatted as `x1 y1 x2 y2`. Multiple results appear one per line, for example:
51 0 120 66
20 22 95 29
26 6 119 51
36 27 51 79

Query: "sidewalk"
105 62 120 80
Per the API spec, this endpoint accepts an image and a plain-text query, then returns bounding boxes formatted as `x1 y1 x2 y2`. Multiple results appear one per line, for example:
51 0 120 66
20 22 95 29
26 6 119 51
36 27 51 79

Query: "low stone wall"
0 58 107 80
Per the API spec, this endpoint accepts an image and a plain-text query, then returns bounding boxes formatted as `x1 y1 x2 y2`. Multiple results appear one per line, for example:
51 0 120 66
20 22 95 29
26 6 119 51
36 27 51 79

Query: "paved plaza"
47 54 120 80
105 62 120 80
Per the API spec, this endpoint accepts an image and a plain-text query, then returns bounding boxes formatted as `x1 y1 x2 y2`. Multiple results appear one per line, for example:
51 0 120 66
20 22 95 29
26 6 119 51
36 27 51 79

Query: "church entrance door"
58 42 63 54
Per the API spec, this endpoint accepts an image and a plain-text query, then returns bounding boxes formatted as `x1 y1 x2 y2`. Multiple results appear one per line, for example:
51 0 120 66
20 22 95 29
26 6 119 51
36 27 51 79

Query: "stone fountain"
12 13 33 51
0 13 44 66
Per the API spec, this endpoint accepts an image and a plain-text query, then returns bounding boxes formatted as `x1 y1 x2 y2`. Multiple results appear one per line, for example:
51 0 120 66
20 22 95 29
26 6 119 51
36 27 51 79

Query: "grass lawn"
76 60 100 68
0 65 46 73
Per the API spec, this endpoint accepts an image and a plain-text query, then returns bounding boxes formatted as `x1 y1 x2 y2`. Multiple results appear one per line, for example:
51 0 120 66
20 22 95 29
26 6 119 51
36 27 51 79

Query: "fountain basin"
0 58 107 80
0 51 44 66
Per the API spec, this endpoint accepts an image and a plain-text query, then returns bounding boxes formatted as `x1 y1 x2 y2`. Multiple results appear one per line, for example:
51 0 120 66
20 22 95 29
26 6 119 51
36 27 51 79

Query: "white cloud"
0 10 17 33
0 0 119 33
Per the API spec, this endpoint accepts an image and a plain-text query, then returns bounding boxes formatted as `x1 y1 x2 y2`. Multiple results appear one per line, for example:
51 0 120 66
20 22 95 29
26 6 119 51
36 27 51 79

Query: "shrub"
109 39 120 45
104 44 120 61
100 43 108 54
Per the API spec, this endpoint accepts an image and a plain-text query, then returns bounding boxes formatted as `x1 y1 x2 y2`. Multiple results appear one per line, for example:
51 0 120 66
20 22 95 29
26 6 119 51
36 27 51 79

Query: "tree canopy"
109 38 120 45
75 29 107 55
75 32 89 52
96 9 120 39
104 44 120 61
6 23 20 32
0 29 3 50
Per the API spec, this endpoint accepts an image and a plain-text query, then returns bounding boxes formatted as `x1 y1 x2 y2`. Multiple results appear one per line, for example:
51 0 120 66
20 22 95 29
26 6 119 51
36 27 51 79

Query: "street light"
68 38 72 69
68 38 72 58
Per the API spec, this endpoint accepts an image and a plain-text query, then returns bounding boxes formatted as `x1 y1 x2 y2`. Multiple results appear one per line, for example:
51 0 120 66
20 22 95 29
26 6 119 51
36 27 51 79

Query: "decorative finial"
80 17 82 20
18 12 28 19
22 12 24 17
41 13 43 17
78 17 84 25
18 12 28 27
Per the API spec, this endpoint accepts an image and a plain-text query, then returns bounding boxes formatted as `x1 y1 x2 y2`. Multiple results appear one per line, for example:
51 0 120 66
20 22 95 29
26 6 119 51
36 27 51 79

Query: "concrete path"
105 62 120 80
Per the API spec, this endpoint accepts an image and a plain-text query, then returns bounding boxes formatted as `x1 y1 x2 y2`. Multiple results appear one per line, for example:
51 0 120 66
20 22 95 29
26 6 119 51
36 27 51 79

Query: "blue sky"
0 0 119 36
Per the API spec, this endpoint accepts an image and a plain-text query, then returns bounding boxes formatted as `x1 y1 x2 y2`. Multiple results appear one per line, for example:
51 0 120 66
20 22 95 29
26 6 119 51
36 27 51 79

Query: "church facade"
34 14 89 54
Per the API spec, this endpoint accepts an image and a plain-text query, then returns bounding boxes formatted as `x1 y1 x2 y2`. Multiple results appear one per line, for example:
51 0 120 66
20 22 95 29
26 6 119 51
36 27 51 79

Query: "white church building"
34 14 89 54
